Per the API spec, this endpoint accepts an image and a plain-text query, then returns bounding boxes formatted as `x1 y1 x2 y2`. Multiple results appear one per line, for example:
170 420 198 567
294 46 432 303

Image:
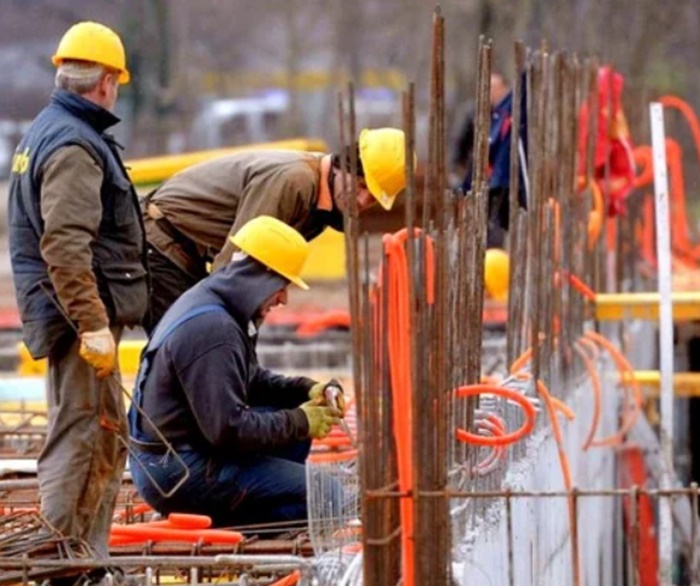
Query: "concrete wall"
454 354 624 586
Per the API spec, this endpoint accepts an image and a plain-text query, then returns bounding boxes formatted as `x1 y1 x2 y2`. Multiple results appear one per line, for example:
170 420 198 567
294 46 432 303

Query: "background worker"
451 72 511 186
129 216 343 528
143 127 407 332
7 21 148 563
453 72 528 247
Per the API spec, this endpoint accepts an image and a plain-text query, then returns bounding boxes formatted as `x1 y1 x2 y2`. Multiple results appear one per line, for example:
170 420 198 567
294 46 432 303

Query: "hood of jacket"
201 255 289 327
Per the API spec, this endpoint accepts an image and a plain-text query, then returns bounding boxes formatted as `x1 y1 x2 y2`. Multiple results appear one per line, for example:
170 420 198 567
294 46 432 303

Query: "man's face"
490 74 509 106
255 287 289 323
99 72 120 112
332 170 376 214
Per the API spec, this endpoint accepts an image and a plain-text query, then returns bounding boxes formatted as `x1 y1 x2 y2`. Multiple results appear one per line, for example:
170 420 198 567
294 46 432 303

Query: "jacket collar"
50 89 120 133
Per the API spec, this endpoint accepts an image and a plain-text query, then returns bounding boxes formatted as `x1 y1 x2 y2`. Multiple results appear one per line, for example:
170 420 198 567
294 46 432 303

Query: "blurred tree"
121 0 178 154
5 0 700 159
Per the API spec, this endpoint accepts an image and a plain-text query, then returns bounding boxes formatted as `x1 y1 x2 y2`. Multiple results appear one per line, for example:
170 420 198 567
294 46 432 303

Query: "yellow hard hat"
484 248 510 301
52 21 130 84
359 128 407 211
230 216 310 290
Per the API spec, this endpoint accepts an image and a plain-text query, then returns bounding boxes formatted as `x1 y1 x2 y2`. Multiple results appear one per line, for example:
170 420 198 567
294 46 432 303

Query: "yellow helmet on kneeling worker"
230 216 310 290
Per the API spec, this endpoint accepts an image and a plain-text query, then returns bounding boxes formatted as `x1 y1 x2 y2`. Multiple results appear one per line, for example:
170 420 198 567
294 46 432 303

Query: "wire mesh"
305 447 361 585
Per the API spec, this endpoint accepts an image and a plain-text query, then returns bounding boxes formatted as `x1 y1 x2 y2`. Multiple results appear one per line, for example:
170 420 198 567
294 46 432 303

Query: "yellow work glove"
308 381 346 415
300 402 342 439
79 327 116 379
308 382 325 403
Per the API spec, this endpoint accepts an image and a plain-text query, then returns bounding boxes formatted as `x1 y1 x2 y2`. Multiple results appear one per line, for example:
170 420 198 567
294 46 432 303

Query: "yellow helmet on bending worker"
484 248 510 301
359 128 409 211
52 21 131 84
230 216 310 290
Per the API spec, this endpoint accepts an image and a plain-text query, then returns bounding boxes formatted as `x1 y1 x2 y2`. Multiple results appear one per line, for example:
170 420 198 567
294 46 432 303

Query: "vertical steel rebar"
506 489 515 586
506 41 526 368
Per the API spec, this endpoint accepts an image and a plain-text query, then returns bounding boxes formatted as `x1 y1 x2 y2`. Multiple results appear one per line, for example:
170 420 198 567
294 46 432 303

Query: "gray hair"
55 61 107 94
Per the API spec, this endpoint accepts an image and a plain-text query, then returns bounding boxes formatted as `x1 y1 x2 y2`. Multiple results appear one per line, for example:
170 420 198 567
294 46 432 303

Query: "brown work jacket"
144 151 329 275
40 146 113 333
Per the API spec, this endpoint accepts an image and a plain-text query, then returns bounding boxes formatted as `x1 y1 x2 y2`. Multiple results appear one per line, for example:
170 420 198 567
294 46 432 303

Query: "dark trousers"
487 187 509 248
145 246 203 335
39 327 126 557
130 433 313 528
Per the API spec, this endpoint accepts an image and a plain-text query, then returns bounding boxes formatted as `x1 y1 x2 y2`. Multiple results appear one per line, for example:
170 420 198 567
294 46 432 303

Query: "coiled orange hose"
454 385 537 447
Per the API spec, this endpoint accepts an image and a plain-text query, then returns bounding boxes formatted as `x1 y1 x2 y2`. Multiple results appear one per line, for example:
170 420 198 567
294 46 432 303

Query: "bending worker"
8 22 147 561
143 127 407 332
129 216 343 527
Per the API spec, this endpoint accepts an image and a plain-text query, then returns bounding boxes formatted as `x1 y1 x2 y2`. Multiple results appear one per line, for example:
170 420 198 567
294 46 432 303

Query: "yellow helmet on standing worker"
52 21 131 84
359 128 408 211
230 216 310 290
484 248 510 301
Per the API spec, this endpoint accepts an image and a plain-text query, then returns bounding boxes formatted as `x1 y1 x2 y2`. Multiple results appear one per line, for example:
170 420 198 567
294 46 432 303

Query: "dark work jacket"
131 257 313 455
7 89 148 358
462 82 528 208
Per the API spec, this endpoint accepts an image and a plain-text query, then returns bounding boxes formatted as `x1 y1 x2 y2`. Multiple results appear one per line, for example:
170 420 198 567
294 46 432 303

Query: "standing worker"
143 128 408 332
451 73 511 187
7 21 148 568
129 216 344 527
453 72 528 247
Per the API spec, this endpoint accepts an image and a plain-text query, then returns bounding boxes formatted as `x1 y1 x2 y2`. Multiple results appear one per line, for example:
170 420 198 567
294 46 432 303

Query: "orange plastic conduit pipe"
454 385 537 447
574 339 603 451
586 179 604 251
584 331 643 447
109 525 244 545
138 513 212 529
383 232 415 586
307 449 358 464
113 503 153 522
633 146 654 189
376 227 437 586
659 95 700 167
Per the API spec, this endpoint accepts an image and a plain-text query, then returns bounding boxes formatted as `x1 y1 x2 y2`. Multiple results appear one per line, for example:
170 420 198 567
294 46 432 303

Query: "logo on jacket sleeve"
11 148 30 175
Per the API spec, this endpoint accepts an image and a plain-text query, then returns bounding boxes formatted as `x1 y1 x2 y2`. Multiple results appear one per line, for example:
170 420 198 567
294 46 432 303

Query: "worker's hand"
308 380 346 415
308 382 326 404
79 327 116 379
300 402 342 439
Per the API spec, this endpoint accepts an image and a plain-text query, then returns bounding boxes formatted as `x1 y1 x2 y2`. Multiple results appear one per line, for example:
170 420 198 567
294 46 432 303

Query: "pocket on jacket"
99 262 148 326
108 178 139 227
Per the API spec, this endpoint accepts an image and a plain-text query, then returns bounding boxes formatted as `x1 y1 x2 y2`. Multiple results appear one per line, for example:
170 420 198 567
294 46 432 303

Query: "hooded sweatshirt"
136 256 313 454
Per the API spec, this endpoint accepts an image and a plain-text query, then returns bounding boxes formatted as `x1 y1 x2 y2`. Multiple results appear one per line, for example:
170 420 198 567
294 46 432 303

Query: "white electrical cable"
337 551 363 586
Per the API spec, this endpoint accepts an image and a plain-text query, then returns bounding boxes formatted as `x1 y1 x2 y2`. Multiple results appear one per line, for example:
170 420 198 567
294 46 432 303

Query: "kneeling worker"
128 216 343 527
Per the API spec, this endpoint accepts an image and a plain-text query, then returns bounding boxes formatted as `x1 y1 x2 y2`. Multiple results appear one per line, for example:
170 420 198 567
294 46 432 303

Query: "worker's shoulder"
167 310 246 352
45 144 99 167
